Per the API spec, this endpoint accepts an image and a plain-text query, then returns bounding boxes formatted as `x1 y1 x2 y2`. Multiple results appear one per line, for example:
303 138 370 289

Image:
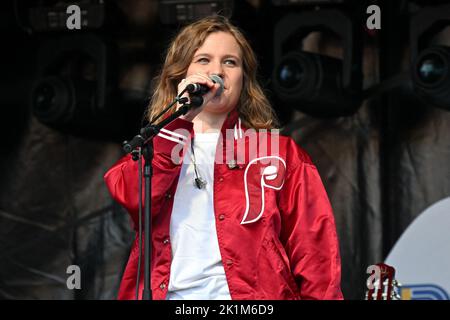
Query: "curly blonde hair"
146 15 279 129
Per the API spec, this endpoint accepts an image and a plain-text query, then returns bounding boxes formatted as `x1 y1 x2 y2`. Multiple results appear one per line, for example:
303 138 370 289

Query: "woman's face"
185 31 244 115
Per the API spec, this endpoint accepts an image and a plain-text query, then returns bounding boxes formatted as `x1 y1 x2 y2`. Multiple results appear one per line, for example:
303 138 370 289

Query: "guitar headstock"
365 263 401 300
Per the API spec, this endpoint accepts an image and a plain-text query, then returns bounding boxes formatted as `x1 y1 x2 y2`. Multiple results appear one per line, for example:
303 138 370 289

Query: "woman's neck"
193 111 228 133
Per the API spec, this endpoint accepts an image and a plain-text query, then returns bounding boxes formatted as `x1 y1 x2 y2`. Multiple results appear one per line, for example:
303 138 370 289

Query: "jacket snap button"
219 214 225 220
163 238 170 244
227 160 238 169
160 283 166 290
219 177 224 182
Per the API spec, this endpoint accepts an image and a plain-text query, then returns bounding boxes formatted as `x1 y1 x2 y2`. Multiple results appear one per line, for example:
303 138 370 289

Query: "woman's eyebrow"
193 53 241 61
223 54 241 61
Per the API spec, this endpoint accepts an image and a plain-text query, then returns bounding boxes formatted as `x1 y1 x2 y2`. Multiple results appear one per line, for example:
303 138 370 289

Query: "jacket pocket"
258 235 300 299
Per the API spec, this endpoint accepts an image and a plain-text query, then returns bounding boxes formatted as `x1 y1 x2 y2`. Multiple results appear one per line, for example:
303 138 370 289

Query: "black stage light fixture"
32 35 109 128
410 4 450 111
272 0 346 5
26 0 106 32
272 9 362 118
22 0 146 140
31 34 146 140
158 0 234 24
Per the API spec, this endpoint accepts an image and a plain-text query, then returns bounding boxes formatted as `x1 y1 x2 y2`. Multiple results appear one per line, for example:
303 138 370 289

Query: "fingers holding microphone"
177 73 223 122
177 76 206 122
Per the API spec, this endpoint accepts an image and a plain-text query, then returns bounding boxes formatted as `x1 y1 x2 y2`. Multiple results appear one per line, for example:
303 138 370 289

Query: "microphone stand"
122 91 202 300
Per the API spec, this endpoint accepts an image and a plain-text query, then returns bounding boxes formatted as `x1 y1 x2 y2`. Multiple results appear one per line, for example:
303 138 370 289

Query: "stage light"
25 0 106 32
274 51 353 116
158 0 233 24
410 3 450 111
272 0 346 5
21 1 147 140
416 48 448 85
271 9 362 118
414 46 450 85
30 34 119 137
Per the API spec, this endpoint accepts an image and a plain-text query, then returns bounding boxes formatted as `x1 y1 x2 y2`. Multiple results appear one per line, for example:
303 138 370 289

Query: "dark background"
1 0 449 299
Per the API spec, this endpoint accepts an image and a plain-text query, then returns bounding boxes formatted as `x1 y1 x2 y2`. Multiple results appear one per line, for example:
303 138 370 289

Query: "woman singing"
104 15 343 300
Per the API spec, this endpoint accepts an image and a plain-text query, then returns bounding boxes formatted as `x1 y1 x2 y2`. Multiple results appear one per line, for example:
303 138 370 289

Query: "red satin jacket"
104 109 343 300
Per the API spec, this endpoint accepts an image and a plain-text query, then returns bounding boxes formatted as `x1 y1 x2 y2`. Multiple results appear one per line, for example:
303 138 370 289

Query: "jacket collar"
217 108 251 169
220 108 244 141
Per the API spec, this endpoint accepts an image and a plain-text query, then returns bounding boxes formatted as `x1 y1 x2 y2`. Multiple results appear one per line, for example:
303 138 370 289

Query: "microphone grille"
210 74 224 97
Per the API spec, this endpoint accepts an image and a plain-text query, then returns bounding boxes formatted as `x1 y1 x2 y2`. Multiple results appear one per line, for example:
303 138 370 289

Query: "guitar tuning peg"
392 280 402 290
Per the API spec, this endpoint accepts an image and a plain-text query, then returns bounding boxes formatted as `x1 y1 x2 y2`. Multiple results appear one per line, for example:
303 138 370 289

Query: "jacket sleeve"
278 142 343 300
103 118 194 229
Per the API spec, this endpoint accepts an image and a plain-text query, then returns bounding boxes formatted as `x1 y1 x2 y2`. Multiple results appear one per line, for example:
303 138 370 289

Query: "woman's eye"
224 59 236 66
197 57 209 64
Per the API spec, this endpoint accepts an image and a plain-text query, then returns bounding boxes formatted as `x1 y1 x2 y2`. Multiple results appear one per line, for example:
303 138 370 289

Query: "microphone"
186 74 224 97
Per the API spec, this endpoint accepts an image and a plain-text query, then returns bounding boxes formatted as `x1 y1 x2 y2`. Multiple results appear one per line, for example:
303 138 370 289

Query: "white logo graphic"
241 156 286 224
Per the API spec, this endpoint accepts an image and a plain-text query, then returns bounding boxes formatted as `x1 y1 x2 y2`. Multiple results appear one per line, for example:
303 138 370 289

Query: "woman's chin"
210 95 223 104
204 99 229 113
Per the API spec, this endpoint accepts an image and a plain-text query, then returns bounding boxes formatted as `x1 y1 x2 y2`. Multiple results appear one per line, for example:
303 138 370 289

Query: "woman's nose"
208 61 224 79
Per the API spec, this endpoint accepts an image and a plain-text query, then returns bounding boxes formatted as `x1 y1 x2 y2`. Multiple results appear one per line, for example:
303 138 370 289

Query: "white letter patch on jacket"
240 156 286 224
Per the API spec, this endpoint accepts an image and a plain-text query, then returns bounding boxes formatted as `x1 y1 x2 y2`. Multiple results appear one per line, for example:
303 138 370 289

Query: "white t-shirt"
166 132 232 300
